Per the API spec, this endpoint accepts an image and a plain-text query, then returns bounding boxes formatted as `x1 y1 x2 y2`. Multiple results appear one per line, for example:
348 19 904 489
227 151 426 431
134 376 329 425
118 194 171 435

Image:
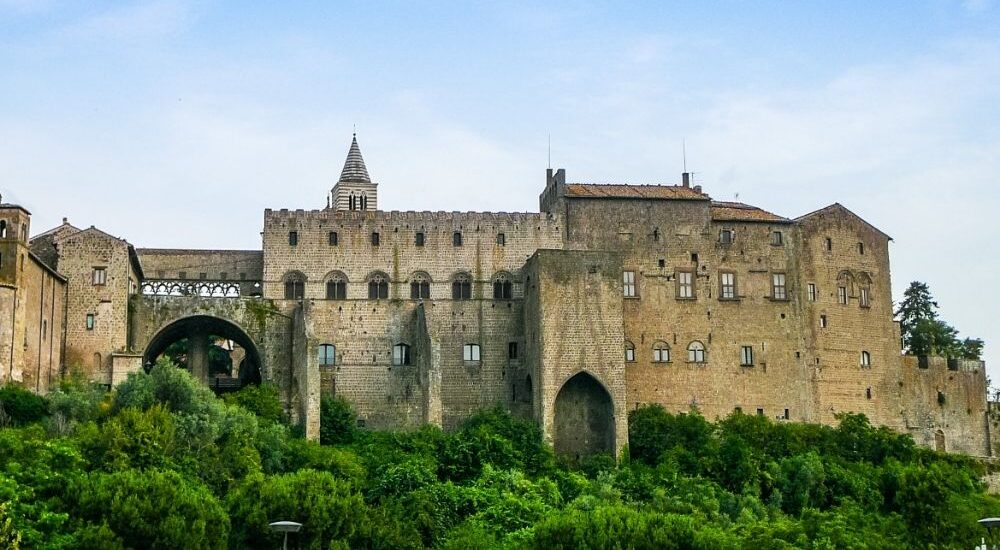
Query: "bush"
223 383 285 424
71 469 229 549
0 385 48 426
320 395 358 445
114 358 220 418
48 376 110 426
226 469 367 549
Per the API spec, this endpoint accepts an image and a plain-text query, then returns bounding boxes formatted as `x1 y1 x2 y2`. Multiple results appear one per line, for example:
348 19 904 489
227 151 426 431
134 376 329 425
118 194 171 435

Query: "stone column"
188 328 210 385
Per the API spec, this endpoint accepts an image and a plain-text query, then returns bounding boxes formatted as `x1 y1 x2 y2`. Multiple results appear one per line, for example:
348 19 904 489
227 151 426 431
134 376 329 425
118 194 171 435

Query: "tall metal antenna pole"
683 139 687 173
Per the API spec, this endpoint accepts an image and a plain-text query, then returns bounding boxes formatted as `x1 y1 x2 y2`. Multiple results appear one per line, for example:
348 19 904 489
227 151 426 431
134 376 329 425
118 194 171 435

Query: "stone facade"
5 135 990 457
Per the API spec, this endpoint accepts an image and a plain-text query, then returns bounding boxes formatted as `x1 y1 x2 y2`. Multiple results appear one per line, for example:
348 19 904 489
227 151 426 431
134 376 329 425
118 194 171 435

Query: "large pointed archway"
143 315 262 393
553 371 615 458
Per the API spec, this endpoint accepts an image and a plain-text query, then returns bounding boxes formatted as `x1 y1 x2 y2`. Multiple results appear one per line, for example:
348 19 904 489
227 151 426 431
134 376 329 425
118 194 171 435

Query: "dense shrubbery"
0 360 997 548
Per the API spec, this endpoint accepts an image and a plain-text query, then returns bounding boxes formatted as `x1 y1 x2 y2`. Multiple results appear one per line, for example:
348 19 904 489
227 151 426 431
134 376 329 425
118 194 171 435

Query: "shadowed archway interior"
553 371 614 459
143 315 262 392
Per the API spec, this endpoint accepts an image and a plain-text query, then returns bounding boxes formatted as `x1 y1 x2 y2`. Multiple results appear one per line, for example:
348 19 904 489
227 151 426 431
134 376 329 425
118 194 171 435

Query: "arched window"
860 350 871 368
624 341 635 362
283 272 305 300
318 344 336 366
392 343 411 366
653 341 670 363
349 193 356 211
325 272 348 300
492 272 513 300
452 273 472 300
368 272 389 299
687 341 706 363
857 272 873 308
463 343 481 364
361 193 368 210
410 272 431 299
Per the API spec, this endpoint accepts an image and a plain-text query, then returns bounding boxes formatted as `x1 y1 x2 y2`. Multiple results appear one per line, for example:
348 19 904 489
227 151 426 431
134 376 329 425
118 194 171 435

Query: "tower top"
338 134 371 184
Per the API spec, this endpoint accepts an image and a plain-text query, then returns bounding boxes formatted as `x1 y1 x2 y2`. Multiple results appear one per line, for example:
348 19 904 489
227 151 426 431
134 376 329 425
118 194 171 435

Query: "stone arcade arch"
553 371 615 458
143 315 262 393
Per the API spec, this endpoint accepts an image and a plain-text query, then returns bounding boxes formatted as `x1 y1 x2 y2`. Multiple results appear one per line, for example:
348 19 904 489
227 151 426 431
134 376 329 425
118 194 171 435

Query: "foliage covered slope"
0 359 996 549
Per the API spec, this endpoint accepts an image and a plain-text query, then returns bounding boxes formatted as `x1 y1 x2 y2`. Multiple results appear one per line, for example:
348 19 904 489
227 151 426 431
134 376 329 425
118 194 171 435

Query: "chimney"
682 172 690 187
62 217 68 224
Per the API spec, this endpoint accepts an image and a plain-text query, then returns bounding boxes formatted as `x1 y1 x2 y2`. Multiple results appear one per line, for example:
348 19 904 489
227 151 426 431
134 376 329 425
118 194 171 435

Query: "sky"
2 1 998 375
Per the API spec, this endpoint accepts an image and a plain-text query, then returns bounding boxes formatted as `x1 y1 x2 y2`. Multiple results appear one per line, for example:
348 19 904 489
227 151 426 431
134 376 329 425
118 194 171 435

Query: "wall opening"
143 315 262 394
553 371 614 459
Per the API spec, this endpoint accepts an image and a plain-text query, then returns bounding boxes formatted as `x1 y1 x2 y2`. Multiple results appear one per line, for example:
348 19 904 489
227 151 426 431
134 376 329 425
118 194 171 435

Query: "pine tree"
895 281 939 354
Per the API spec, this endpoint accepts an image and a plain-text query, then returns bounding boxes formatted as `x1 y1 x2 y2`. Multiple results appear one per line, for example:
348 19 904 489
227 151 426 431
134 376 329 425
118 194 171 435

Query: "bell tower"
328 134 378 211
0 195 31 287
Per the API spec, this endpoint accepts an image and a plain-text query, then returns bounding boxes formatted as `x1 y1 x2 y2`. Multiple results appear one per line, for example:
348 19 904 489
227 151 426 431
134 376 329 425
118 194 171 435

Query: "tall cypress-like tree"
895 281 982 359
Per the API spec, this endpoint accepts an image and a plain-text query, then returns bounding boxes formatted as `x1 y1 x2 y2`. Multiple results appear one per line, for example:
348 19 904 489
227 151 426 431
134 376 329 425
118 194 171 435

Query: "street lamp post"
268 521 302 550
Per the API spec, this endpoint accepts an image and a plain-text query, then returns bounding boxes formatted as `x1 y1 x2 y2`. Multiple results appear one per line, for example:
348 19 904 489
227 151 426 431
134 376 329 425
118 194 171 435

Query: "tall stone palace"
1 135 991 457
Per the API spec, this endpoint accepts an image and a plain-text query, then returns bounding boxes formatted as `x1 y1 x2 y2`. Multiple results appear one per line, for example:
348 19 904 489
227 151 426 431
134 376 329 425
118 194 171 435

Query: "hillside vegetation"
0 359 996 549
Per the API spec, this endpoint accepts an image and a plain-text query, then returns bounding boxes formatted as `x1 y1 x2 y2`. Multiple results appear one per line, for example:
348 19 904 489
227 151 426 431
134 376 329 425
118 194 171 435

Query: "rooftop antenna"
683 139 687 173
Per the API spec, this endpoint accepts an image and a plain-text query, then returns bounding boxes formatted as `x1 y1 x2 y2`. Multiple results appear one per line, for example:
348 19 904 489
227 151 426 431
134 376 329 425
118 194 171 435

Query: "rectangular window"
756 408 765 416
371 232 380 246
625 346 635 362
772 273 787 300
318 345 336 366
677 271 694 299
720 272 736 299
285 281 304 300
771 231 784 246
392 344 411 366
860 287 870 308
508 342 518 360
92 267 106 285
807 283 817 302
825 237 832 251
288 231 298 246
623 271 636 297
838 286 848 304
783 408 790 420
497 233 506 246
720 229 734 244
86 314 95 330
453 232 463 246
820 315 828 328
329 231 338 246
463 343 481 362
740 345 754 366
415 232 425 247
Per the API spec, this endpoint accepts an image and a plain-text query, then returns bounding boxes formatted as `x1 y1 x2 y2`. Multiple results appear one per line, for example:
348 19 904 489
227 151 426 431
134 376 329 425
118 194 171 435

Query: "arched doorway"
143 315 262 394
553 372 614 458
935 429 946 452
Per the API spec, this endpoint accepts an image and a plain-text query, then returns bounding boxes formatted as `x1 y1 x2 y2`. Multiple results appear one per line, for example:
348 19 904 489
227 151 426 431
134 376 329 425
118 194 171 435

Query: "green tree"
320 394 358 445
960 337 985 360
0 385 48 426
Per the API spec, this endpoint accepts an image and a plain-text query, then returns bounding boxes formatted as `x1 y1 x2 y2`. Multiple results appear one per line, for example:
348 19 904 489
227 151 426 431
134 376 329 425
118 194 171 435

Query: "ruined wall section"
900 356 988 456
796 206 902 428
525 249 628 455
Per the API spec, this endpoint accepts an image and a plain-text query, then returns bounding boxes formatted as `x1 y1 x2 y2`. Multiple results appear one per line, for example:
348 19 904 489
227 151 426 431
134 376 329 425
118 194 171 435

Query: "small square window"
658 259 665 268
497 233 506 246
329 231 339 246
415 232 425 247
289 231 298 246
756 408 764 416
771 231 784 246
720 229 734 244
372 232 380 246
691 252 699 263
463 343 481 363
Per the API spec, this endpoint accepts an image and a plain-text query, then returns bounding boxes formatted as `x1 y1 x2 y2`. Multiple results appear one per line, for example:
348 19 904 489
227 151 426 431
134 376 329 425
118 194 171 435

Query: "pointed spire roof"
338 134 371 183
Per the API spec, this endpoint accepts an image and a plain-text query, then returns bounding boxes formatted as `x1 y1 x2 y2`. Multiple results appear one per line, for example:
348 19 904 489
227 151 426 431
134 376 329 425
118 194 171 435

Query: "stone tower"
328 134 378 211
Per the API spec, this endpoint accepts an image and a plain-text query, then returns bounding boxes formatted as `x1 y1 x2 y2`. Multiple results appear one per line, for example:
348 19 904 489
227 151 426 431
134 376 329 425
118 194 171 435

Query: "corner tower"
328 134 378 211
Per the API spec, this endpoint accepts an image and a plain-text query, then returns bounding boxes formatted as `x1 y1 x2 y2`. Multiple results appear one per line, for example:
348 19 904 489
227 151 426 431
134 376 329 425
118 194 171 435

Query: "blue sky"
2 1 998 374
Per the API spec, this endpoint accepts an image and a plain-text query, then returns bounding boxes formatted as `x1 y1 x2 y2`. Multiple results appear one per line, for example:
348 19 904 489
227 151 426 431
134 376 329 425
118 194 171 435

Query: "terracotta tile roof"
711 201 790 223
564 183 709 200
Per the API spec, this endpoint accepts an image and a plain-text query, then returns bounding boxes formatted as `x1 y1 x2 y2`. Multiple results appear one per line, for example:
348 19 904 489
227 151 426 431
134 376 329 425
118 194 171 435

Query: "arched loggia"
143 315 262 393
553 371 615 459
